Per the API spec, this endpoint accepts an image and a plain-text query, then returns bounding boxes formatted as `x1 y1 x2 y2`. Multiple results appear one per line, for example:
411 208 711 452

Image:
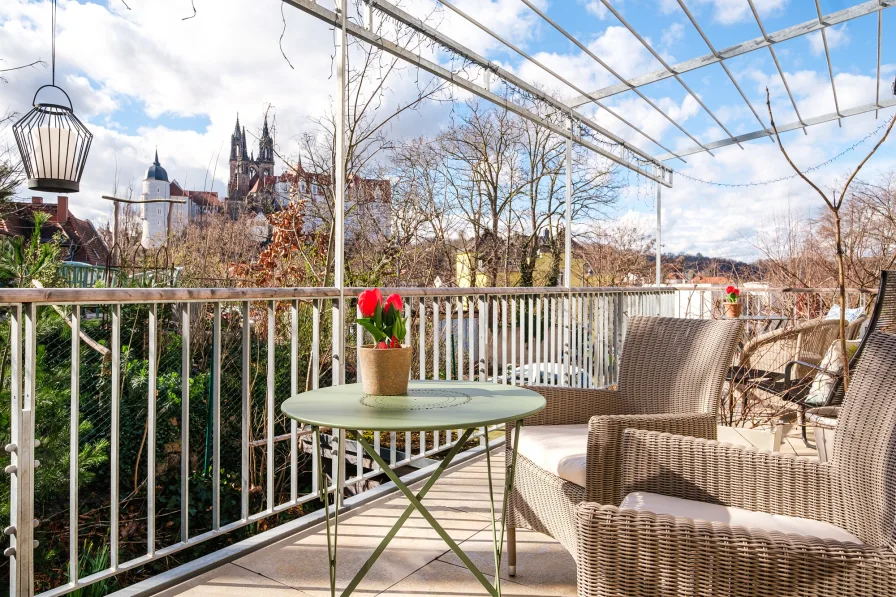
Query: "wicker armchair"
505 316 743 574
576 330 896 597
727 317 840 428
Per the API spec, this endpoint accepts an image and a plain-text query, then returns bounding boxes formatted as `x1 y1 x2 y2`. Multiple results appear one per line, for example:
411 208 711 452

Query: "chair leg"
800 406 810 447
507 525 516 576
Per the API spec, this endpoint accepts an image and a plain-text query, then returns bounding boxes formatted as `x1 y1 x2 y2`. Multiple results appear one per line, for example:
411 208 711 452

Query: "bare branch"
280 4 295 70
182 0 197 20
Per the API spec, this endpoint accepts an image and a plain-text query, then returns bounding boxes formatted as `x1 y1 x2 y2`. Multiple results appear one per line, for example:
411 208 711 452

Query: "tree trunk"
834 210 850 390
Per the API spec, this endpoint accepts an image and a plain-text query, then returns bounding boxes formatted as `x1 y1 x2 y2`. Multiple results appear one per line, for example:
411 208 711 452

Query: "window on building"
157 207 162 216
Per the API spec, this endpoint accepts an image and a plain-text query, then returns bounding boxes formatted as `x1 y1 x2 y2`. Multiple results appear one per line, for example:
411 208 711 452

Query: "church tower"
227 112 276 209
257 114 275 176
228 114 252 206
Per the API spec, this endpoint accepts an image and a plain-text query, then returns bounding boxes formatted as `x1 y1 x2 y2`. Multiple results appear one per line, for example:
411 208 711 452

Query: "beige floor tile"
235 502 490 597
157 563 303 597
437 528 576 596
377 559 560 597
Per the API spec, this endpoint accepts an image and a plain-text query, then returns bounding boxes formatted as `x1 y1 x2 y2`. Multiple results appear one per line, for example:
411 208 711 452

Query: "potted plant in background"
356 288 411 395
724 285 742 318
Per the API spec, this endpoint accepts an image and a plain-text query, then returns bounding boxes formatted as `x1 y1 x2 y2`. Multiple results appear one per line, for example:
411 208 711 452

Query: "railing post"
7 303 36 596
614 293 625 384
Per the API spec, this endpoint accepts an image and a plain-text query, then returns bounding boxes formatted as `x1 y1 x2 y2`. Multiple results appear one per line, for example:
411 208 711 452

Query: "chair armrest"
620 429 838 521
583 412 717 504
506 386 622 449
575 503 893 597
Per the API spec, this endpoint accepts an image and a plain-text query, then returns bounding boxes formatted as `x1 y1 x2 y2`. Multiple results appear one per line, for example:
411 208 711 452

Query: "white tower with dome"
141 149 187 248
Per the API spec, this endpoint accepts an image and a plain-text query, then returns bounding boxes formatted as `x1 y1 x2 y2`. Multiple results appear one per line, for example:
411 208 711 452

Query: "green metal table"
281 380 545 597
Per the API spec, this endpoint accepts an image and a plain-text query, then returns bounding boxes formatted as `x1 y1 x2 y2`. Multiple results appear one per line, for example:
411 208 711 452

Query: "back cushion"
617 316 740 414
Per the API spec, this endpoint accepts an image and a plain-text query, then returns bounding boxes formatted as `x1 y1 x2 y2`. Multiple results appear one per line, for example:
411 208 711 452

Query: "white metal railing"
0 285 674 596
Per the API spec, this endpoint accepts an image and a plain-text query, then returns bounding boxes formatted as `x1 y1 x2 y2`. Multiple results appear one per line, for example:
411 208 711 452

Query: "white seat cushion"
620 491 862 544
516 424 589 488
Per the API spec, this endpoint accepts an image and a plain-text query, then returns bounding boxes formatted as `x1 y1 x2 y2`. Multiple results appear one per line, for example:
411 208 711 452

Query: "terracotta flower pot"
358 345 412 396
725 302 742 318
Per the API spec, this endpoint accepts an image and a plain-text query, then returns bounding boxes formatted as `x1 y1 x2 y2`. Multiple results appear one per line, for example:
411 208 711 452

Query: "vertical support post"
290 300 299 504
180 303 190 543
565 121 573 387
332 0 348 387
147 304 158 556
242 302 250 520
213 303 222 527
69 305 80 584
656 169 662 290
111 304 120 570
266 301 275 512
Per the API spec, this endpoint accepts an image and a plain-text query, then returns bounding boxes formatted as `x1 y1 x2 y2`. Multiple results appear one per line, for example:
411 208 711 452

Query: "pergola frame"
281 0 896 370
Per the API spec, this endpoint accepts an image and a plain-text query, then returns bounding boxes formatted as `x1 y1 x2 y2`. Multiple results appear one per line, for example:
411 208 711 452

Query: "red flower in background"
385 293 403 314
358 288 383 317
726 285 735 294
733 288 741 296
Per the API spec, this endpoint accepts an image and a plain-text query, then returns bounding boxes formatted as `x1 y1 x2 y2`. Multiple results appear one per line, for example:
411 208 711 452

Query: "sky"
2 0 896 262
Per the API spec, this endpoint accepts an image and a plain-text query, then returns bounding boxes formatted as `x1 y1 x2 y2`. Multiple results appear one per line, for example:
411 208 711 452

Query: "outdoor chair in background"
784 270 896 446
726 317 840 426
503 316 743 576
576 330 896 597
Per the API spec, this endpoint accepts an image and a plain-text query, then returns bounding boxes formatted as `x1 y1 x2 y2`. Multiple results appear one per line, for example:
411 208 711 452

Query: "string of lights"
672 115 896 188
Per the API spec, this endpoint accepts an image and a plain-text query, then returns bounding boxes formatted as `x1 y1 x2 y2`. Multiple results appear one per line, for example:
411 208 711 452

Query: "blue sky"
2 0 896 261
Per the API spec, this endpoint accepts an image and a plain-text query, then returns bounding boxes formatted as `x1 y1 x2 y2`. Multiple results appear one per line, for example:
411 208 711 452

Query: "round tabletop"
281 380 546 432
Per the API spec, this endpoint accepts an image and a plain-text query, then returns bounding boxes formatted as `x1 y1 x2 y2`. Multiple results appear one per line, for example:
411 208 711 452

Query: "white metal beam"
655 97 896 160
333 0 347 386
815 0 843 126
281 0 672 185
599 0 744 150
434 0 687 162
567 0 896 107
368 0 659 165
518 0 714 156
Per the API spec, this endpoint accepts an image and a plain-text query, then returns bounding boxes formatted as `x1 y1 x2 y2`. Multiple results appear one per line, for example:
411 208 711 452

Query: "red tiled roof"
184 190 221 208
0 201 110 266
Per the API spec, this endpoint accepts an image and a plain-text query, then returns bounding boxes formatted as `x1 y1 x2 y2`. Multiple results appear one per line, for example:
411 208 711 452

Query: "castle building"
227 113 275 215
141 150 221 248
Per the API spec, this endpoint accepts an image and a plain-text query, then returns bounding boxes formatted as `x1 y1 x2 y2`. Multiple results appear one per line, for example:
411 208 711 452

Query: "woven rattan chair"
505 316 743 575
576 329 896 597
727 317 840 436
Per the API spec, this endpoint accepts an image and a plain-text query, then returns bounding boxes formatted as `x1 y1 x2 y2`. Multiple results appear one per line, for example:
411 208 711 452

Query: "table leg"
340 428 475 596
483 420 522 595
314 426 339 597
356 430 501 597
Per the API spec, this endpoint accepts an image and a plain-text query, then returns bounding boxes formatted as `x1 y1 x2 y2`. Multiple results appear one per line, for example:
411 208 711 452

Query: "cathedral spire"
153 147 160 166
241 126 249 160
233 113 241 137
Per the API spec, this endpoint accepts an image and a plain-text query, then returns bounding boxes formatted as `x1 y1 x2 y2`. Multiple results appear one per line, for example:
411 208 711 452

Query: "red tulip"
391 335 399 347
358 288 383 317
726 285 735 294
377 341 388 349
733 288 741 296
385 293 403 314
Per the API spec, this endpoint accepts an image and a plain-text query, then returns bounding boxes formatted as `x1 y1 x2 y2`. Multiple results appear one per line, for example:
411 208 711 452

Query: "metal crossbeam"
599 0 743 150
434 0 687 162
518 0 714 156
567 0 896 107
815 0 843 126
675 0 772 142
368 0 659 165
747 0 807 134
656 96 896 160
282 0 672 185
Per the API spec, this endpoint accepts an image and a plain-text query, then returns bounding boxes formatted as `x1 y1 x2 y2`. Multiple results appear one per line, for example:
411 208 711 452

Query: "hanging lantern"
13 85 93 193
12 0 92 193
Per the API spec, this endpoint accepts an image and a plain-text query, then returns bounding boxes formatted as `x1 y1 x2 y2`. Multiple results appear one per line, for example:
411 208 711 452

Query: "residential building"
0 196 110 266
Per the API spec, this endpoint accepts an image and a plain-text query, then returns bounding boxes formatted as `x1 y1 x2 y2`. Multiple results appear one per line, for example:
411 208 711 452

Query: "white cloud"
808 25 850 57
692 0 789 26
581 1 609 19
661 23 685 48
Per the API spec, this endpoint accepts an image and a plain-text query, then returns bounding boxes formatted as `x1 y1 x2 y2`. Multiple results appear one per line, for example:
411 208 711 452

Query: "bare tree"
766 88 896 386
